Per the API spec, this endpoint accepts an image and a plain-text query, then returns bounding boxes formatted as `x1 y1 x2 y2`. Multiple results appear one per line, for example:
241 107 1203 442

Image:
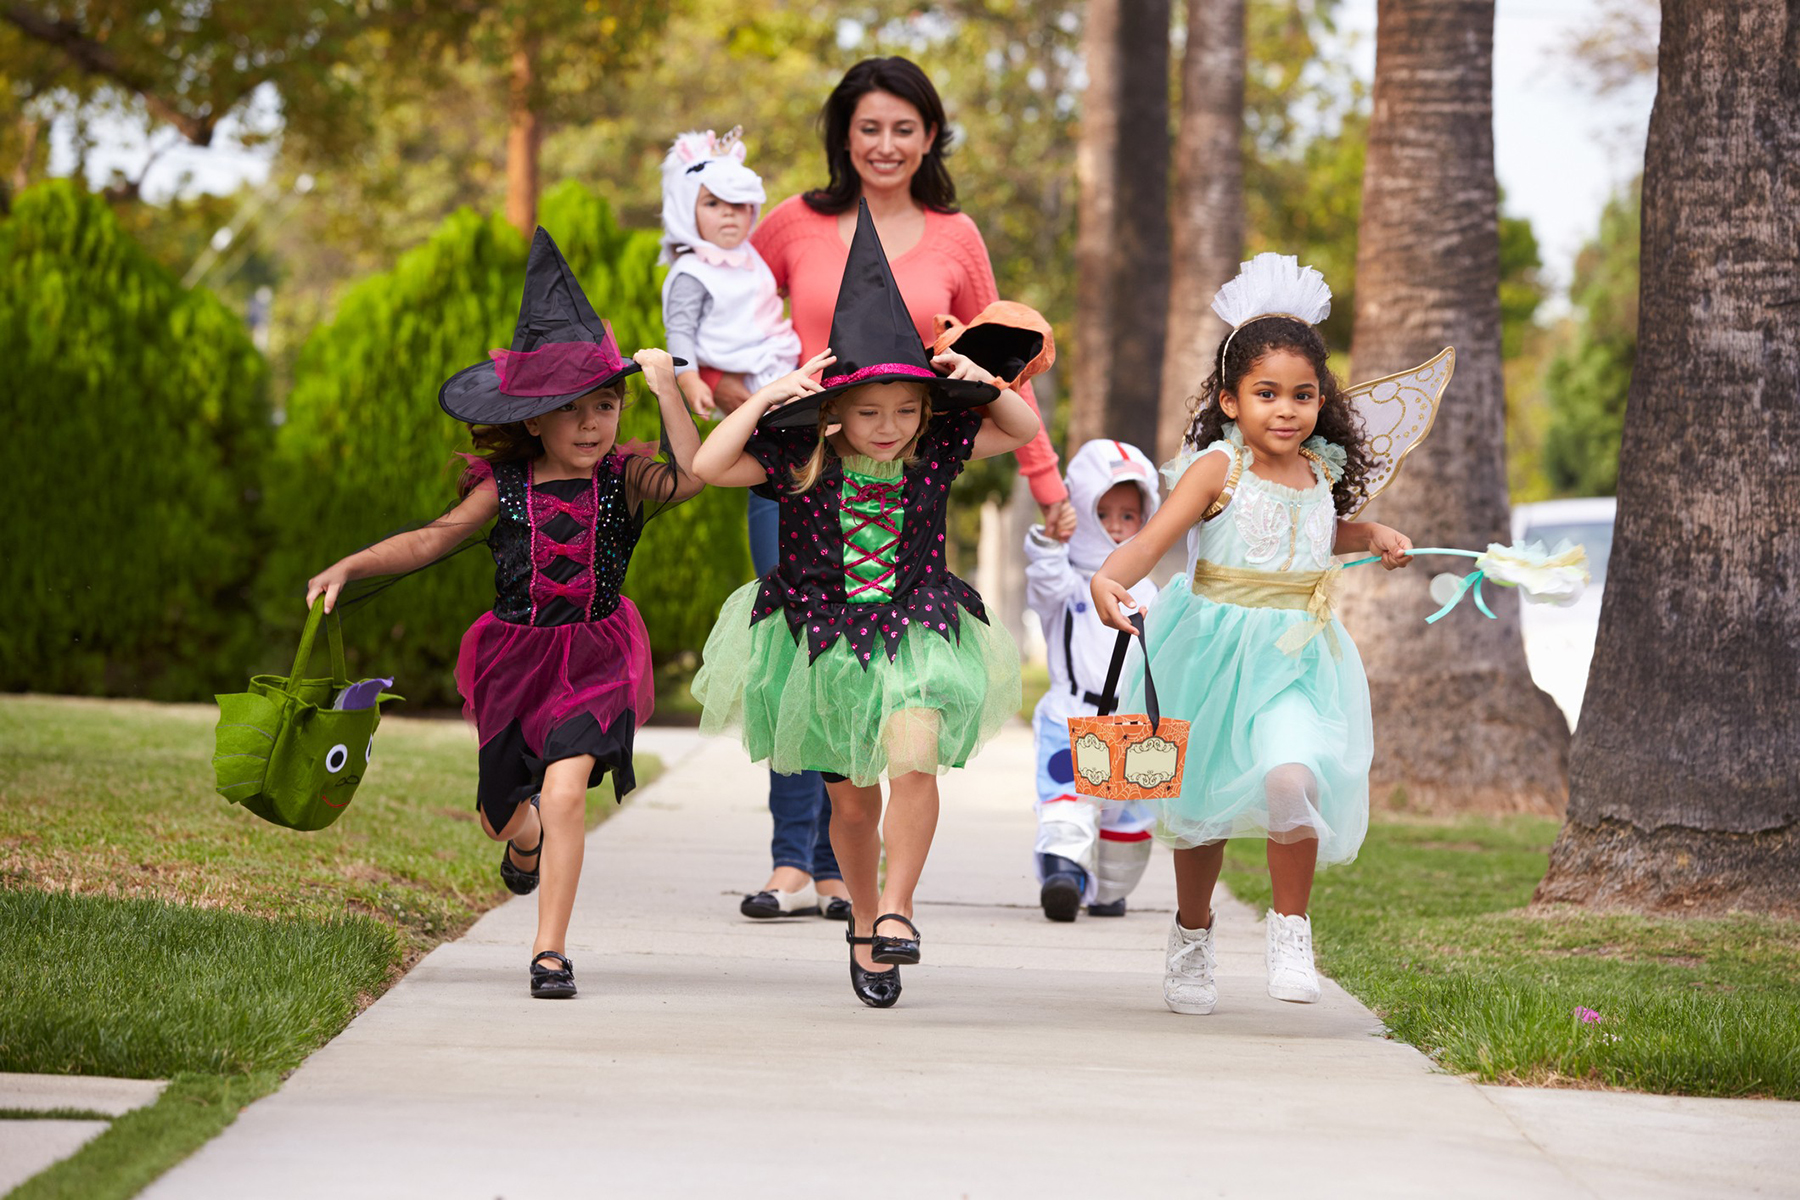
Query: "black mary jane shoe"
499 795 542 897
820 896 852 921
529 950 577 999
846 929 902 1008
869 913 922 965
1087 898 1128 917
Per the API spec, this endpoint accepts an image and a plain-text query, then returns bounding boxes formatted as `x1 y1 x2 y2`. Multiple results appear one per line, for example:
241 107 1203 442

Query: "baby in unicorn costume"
1025 439 1162 921
659 128 802 416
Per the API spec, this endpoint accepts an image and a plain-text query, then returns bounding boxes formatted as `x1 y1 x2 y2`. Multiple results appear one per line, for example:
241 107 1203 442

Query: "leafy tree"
259 181 748 707
1542 180 1640 497
0 179 270 697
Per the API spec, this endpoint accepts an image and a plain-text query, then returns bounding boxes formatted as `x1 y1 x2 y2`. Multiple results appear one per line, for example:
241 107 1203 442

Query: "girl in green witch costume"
691 201 1039 1008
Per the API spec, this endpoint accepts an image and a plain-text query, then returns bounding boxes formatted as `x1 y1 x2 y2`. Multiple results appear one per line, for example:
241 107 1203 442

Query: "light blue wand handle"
1339 547 1494 624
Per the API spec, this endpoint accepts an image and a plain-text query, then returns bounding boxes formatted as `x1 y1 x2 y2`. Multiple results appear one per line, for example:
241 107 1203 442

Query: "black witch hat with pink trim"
439 227 685 425
758 198 998 430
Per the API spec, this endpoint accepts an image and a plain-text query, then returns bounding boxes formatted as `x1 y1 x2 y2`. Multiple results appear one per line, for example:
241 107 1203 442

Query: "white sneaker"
1163 916 1218 1015
1265 910 1321 1003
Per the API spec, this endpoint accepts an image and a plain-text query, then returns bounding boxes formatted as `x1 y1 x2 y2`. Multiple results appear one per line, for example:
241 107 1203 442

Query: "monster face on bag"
212 601 399 832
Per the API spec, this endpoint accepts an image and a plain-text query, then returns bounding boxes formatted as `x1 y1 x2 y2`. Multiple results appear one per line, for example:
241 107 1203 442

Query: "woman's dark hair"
803 57 960 216
1182 317 1372 516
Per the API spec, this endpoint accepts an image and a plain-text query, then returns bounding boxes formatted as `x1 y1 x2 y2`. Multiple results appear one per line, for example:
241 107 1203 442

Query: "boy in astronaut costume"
1025 439 1161 921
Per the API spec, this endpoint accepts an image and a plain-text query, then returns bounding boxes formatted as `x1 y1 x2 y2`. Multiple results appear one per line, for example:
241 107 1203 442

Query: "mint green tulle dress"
693 409 1019 785
1121 425 1372 864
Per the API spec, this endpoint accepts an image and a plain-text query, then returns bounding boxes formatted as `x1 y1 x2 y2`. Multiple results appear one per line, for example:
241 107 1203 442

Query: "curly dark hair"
1181 316 1371 516
803 57 960 216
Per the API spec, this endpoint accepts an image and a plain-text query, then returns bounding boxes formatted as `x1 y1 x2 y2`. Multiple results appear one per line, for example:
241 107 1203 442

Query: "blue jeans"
750 491 841 882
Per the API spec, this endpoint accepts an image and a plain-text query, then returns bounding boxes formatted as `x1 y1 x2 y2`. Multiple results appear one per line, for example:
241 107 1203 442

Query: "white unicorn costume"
659 128 801 392
1024 439 1162 920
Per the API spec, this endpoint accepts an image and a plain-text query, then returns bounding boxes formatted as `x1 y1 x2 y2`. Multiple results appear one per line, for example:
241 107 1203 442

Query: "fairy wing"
1343 347 1455 517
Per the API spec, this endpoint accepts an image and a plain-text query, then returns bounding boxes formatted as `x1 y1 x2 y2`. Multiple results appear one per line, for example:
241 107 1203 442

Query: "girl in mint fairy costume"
1092 254 1444 1017
691 201 1040 1009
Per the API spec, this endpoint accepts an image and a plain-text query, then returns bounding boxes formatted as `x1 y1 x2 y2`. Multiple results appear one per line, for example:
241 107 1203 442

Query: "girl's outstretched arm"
693 349 836 487
1335 519 1415 569
629 348 707 505
1090 452 1230 635
305 484 499 613
946 350 1040 460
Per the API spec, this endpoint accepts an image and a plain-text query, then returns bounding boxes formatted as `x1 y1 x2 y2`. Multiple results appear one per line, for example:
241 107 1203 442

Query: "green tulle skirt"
694 581 1021 786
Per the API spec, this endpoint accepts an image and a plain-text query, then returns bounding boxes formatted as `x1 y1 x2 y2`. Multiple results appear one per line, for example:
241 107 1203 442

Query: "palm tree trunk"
1159 0 1244 463
505 32 541 237
1072 0 1171 454
1535 0 1800 914
1340 0 1568 812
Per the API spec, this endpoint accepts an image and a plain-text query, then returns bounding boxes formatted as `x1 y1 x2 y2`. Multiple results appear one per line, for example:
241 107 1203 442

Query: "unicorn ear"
730 142 747 163
672 130 715 164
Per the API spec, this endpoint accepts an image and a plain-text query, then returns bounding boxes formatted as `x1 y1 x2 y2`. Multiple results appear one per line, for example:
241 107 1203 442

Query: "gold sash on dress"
1189 560 1343 659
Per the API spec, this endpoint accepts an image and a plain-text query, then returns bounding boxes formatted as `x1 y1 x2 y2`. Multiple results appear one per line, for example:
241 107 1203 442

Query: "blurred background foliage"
2 0 1637 703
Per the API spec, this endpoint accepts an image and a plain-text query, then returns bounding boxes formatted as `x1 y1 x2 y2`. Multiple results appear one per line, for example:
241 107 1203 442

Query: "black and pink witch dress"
438 227 689 829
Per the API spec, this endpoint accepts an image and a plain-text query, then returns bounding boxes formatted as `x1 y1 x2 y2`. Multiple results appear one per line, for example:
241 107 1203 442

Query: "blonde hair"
788 383 933 494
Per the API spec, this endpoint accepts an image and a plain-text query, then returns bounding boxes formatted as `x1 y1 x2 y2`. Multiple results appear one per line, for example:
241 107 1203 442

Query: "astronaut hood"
1064 438 1161 572
658 127 767 267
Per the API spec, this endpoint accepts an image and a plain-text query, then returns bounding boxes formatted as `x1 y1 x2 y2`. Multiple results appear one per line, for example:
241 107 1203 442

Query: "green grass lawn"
1220 815 1800 1098
0 694 654 1200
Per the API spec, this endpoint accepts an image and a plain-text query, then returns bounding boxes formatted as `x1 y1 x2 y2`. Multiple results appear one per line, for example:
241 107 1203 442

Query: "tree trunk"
1159 0 1244 463
1535 0 1800 915
1339 0 1568 813
1071 0 1171 454
505 33 541 237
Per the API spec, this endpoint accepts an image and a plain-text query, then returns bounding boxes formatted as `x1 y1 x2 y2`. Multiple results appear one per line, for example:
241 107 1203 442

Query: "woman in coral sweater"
712 55 1072 923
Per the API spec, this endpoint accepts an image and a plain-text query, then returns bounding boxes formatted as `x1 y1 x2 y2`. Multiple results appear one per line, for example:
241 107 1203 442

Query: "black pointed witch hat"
439 227 683 425
758 198 999 430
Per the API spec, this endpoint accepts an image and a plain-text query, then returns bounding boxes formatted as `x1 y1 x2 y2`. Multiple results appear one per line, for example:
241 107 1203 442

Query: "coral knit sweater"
752 196 1068 507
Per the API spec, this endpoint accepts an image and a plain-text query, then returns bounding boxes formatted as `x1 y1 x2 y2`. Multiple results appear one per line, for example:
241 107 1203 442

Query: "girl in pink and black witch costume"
308 228 701 1000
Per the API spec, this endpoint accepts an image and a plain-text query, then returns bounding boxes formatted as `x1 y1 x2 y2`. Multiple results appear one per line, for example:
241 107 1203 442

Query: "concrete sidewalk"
144 724 1800 1199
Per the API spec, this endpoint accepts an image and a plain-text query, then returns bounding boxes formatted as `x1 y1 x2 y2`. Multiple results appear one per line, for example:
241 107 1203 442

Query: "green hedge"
0 181 271 698
259 182 750 706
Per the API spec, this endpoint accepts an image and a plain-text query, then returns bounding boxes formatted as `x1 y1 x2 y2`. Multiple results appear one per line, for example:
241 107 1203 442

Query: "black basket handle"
1096 611 1162 733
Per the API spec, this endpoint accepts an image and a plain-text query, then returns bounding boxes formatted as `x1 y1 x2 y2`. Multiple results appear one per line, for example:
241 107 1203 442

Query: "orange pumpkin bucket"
1068 613 1189 802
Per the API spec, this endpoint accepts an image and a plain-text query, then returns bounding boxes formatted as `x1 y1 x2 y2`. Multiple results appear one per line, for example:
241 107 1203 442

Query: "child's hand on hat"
931 349 997 385
753 349 836 412
633 347 676 388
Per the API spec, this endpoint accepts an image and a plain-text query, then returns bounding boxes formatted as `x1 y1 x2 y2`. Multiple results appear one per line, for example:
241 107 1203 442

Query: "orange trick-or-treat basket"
1068 612 1189 802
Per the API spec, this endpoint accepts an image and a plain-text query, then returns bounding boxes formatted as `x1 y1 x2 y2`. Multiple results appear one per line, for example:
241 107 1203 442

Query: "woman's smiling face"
846 90 935 196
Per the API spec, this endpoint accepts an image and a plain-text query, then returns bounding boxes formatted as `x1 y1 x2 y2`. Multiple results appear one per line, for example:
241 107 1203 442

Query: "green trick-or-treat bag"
212 599 401 830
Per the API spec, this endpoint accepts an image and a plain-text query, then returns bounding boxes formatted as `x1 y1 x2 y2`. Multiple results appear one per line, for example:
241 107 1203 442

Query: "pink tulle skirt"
455 601 655 752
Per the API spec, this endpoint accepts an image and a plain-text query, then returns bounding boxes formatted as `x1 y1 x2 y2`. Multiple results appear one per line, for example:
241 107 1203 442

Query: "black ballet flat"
870 913 921 965
1087 898 1128 917
820 897 852 921
500 795 543 896
529 949 577 999
846 929 901 1008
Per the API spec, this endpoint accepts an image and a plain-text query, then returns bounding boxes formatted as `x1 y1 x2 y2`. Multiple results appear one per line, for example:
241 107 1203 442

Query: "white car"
1510 497 1615 730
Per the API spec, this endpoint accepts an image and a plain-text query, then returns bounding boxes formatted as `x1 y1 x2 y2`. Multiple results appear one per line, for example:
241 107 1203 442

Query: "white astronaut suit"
1025 439 1161 920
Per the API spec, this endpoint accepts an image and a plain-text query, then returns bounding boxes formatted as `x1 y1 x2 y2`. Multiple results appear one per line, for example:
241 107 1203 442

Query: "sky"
48 1 1653 306
1335 0 1654 306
